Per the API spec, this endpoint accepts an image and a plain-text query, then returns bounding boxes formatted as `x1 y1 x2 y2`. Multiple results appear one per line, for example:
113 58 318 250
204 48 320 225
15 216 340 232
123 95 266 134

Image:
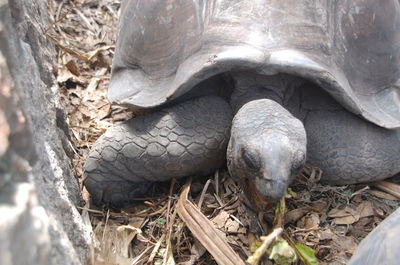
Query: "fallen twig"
246 228 283 265
373 181 400 200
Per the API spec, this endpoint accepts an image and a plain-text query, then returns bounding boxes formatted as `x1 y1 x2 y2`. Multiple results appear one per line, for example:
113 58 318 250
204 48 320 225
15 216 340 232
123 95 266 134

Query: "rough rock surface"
0 0 91 264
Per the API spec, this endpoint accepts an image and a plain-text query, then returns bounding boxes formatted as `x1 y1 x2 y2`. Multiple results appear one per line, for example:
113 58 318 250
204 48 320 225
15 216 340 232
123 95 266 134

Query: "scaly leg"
305 107 400 184
84 96 232 208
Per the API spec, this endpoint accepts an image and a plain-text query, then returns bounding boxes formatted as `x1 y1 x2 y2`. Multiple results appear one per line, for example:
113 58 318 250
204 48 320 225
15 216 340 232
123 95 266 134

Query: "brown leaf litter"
47 1 400 264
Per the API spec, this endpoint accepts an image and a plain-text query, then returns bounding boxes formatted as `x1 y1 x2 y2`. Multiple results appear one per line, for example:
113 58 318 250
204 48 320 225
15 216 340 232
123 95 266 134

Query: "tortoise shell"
109 0 400 129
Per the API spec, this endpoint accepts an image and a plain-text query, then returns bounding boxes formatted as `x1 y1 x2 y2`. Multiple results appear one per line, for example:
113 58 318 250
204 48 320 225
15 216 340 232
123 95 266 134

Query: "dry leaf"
357 201 374 218
177 182 246 265
373 207 385 218
225 218 240 234
333 236 357 256
57 68 86 87
328 205 360 225
299 212 320 229
310 200 329 213
87 45 115 61
162 237 176 265
181 239 207 265
318 229 334 241
65 60 81 76
86 67 108 94
96 103 111 120
285 207 309 225
212 211 230 230
57 68 75 84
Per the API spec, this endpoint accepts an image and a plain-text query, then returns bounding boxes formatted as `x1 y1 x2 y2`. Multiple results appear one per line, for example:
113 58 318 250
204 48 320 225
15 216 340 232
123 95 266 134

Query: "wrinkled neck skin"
227 72 307 208
230 71 303 114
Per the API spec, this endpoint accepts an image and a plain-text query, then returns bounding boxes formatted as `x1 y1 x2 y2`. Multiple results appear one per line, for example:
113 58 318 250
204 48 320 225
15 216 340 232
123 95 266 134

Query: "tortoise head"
227 99 307 208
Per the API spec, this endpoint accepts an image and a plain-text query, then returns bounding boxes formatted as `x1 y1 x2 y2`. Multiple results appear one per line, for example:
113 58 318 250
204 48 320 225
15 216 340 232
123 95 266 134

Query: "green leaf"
285 188 297 198
273 196 287 227
250 240 263 253
269 239 297 265
154 259 163 265
294 244 319 265
156 218 166 226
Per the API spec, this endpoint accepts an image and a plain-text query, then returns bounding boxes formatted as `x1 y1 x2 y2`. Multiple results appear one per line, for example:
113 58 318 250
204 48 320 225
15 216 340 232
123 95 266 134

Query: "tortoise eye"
241 148 261 172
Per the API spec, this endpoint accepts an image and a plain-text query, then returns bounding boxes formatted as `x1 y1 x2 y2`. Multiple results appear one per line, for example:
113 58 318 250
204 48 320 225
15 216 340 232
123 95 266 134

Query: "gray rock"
0 183 51 265
0 0 91 264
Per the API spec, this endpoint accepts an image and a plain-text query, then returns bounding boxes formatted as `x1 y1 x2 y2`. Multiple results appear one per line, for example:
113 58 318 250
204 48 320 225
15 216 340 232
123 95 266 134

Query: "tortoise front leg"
305 108 400 185
84 96 232 208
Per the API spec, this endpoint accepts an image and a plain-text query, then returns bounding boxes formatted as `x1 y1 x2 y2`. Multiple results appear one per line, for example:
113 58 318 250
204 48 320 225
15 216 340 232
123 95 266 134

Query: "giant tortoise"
84 0 400 208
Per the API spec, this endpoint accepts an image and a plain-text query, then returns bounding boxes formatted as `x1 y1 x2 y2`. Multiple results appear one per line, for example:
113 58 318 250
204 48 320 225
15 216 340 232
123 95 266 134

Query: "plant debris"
247 228 283 265
47 1 400 264
177 179 246 265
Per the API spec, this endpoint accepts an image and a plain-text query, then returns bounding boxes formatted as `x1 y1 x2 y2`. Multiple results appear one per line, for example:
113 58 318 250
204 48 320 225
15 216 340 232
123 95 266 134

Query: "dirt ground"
47 1 400 264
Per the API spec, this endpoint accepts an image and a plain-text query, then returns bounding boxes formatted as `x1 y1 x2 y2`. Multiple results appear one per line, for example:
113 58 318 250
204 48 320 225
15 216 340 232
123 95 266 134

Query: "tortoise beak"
254 176 288 201
241 173 289 211
242 178 277 210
